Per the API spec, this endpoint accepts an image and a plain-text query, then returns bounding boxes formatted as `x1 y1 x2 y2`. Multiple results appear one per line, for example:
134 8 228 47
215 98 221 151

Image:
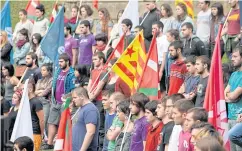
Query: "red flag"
25 0 40 23
50 2 58 23
93 0 98 9
203 24 230 150
54 98 72 151
138 35 159 100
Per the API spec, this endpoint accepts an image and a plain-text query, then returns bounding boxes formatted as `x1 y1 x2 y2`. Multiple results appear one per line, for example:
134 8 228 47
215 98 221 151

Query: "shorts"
48 103 62 125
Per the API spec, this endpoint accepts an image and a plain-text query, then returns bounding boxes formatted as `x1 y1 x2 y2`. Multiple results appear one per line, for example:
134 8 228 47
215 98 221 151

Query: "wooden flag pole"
16 67 29 88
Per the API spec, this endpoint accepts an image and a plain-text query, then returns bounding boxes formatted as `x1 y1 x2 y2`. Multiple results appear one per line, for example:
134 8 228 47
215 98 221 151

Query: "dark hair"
36 4 45 15
161 3 173 17
130 92 150 112
176 3 188 21
134 25 144 31
102 89 114 97
19 9 27 15
181 22 194 32
196 55 211 71
95 33 108 44
41 63 53 74
2 62 14 76
167 93 185 104
19 28 29 42
185 55 196 65
117 9 124 21
121 18 133 30
74 64 90 78
173 99 194 113
93 51 106 63
167 29 180 41
14 136 34 151
80 4 93 16
117 100 130 116
31 33 42 52
72 5 79 12
109 58 118 65
196 136 225 151
205 1 211 6
80 20 91 29
145 100 159 116
169 40 183 53
211 2 224 22
233 45 242 57
26 52 38 65
187 107 208 122
152 21 164 32
65 24 72 34
59 53 70 64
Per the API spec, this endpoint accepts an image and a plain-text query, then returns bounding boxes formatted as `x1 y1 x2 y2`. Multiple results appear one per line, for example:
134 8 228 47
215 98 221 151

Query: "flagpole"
119 112 132 151
72 0 83 37
222 8 232 30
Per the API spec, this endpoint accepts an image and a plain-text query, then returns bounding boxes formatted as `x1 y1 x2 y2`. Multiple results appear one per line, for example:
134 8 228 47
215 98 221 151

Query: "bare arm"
36 110 45 136
106 126 122 141
80 123 96 151
227 87 242 102
72 48 78 67
224 84 231 101
165 144 169 151
178 83 185 94
90 80 106 100
92 46 96 54
143 141 146 151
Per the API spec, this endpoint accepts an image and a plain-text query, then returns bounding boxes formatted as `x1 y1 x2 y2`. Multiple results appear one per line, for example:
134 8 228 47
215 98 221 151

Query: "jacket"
13 42 30 65
1 42 12 64
183 35 208 57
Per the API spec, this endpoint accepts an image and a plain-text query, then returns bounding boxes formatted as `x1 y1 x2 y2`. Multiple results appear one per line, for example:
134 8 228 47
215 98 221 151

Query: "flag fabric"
138 35 159 100
50 2 58 24
175 0 194 19
203 24 230 150
54 98 72 151
112 31 146 92
40 6 65 65
10 79 34 142
25 0 40 22
93 0 98 9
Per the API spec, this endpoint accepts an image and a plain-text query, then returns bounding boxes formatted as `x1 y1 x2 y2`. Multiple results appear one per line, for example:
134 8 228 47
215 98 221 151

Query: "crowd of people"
1 0 242 151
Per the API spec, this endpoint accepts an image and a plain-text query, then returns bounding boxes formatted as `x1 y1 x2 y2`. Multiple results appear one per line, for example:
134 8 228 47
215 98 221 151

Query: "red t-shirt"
227 9 240 35
145 122 163 151
178 130 194 151
168 60 187 96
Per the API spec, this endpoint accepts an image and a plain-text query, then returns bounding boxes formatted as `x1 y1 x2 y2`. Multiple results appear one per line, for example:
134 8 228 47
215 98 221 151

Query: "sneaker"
41 144 54 150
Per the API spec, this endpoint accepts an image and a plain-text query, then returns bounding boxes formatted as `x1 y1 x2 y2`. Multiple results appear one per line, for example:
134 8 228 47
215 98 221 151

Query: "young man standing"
195 55 210 107
121 18 135 49
168 40 188 95
72 87 100 151
145 100 163 151
129 93 150 151
224 45 242 151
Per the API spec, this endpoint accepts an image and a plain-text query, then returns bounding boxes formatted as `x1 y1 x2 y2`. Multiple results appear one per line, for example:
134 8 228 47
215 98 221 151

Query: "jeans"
228 120 242 151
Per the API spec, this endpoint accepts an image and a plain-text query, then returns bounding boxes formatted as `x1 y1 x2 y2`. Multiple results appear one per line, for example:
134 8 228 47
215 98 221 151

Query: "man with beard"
168 40 188 95
225 45 242 151
129 93 150 151
194 55 210 107
42 53 75 150
64 25 78 67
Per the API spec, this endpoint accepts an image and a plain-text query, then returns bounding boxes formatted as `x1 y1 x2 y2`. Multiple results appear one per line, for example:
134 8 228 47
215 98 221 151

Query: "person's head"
35 4 45 18
18 28 29 42
134 25 144 36
166 29 180 42
172 99 194 125
19 9 27 21
168 40 183 60
41 63 52 77
198 0 210 11
13 136 34 151
130 92 150 116
64 25 72 37
152 21 164 36
228 0 239 9
0 31 8 46
95 33 108 46
27 80 35 95
145 100 160 123
156 97 168 119
211 2 224 21
80 5 93 18
117 9 124 21
2 62 14 77
166 93 185 118
102 90 114 111
12 90 22 106
92 51 105 68
194 136 225 151
160 4 173 18
121 19 133 33
71 87 89 107
58 53 70 69
185 55 197 75
109 92 126 112
231 45 242 68
31 33 42 46
184 107 208 131
195 55 210 74
74 64 90 78
145 1 156 11
79 20 91 35
181 22 193 38
117 100 130 122
71 5 79 18
26 52 38 67
176 3 187 20
98 8 110 21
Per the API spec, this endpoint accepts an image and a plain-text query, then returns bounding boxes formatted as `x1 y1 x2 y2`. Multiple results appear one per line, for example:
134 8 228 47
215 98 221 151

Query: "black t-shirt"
157 121 175 151
22 67 42 84
195 76 209 107
29 97 43 134
1 99 11 115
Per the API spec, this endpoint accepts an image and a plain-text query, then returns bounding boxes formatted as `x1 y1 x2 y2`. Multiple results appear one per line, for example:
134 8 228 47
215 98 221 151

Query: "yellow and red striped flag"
112 31 146 93
175 0 194 19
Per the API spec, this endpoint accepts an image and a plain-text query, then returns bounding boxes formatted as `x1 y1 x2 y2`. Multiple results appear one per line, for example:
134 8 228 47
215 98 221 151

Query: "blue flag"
1 0 14 63
40 6 65 65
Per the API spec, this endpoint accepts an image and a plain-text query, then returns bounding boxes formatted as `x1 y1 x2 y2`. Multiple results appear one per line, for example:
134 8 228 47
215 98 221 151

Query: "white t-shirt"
32 18 49 37
168 125 182 151
196 9 211 43
157 35 169 65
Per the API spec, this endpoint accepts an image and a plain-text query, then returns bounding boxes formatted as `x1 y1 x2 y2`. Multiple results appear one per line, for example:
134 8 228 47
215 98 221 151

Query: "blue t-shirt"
102 112 116 151
228 71 242 120
72 103 100 151
184 75 200 94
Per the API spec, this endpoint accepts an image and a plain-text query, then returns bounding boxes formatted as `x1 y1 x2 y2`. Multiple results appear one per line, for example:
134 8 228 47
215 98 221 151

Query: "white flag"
10 79 33 142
